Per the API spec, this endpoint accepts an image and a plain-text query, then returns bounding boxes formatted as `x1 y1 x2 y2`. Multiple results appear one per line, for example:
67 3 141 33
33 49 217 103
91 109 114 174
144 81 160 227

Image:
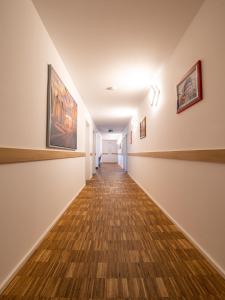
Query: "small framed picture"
177 60 203 113
130 130 132 144
140 117 146 139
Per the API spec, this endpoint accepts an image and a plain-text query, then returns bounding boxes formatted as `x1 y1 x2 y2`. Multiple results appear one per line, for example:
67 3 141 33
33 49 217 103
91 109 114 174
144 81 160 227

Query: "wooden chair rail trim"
2 147 225 164
102 152 118 155
128 149 225 164
0 147 85 164
89 153 96 156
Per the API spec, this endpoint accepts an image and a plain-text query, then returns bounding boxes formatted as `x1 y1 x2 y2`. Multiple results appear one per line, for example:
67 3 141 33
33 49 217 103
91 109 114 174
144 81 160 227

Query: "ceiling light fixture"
106 86 117 91
150 85 160 106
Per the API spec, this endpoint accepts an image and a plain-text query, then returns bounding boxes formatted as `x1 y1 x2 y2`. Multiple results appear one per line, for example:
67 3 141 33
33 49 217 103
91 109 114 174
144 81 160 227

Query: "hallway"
1 164 225 299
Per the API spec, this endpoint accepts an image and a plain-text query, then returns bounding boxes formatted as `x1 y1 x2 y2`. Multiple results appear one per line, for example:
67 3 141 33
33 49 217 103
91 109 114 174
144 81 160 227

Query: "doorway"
102 140 118 163
122 134 128 172
85 121 90 180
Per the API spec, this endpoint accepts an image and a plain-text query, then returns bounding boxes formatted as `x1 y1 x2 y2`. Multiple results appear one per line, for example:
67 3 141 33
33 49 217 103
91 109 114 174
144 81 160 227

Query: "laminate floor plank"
1 164 225 299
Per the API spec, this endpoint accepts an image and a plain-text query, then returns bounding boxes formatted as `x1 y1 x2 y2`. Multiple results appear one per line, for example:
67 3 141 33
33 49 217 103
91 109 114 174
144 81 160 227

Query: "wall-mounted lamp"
150 85 160 106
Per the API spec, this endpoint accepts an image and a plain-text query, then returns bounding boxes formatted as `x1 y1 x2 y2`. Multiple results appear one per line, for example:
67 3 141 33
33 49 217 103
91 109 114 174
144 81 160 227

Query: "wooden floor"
1 164 225 299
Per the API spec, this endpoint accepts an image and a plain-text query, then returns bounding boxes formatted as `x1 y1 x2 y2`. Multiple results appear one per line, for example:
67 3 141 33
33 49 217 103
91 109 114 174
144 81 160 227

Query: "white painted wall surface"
85 121 92 180
0 0 93 289
128 0 225 275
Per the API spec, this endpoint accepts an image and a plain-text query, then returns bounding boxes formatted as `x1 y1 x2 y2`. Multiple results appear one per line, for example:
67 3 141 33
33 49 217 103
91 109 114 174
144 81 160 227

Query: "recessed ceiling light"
106 86 117 91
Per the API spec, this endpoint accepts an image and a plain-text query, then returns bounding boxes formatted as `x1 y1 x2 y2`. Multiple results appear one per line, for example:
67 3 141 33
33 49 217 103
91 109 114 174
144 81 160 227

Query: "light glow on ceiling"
109 107 137 118
114 66 153 91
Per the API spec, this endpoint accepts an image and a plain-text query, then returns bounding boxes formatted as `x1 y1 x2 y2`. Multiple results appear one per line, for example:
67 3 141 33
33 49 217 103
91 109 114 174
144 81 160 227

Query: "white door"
102 140 118 163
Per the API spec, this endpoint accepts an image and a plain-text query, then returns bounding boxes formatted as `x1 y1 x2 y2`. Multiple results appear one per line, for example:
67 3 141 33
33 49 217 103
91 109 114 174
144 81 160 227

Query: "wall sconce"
150 85 160 106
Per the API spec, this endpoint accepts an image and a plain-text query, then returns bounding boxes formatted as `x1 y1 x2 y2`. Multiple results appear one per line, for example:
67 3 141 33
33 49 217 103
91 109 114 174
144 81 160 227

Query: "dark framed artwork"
130 130 132 144
177 60 203 113
140 117 146 139
47 65 77 150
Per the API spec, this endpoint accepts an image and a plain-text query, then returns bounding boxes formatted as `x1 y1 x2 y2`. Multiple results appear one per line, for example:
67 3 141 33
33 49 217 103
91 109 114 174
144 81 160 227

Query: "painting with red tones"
177 60 203 113
47 65 77 149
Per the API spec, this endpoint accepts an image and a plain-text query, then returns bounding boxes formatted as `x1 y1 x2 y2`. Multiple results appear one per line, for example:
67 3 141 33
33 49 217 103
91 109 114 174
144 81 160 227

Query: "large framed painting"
140 117 146 139
47 65 77 150
177 60 203 113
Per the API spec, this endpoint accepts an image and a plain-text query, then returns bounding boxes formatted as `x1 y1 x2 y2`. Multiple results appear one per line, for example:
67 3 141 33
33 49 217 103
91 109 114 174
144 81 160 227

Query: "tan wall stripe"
128 149 225 164
0 147 85 164
1 147 225 164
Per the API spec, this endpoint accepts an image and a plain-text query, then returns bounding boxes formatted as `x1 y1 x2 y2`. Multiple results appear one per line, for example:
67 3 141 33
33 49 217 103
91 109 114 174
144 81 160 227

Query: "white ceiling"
33 0 203 133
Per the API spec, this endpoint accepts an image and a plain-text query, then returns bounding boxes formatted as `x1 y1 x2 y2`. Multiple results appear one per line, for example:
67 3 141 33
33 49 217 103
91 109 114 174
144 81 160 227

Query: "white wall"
118 149 123 168
85 121 92 180
0 0 94 289
128 0 225 275
122 134 128 171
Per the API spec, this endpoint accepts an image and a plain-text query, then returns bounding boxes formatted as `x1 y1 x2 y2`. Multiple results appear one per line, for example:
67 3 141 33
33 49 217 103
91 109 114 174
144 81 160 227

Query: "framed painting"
140 117 146 139
47 65 77 150
130 130 132 144
177 60 203 113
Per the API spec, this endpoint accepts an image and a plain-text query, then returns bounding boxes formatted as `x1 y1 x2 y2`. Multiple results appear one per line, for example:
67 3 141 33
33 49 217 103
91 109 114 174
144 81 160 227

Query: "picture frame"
177 60 203 113
47 65 78 150
130 130 132 144
140 117 146 139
